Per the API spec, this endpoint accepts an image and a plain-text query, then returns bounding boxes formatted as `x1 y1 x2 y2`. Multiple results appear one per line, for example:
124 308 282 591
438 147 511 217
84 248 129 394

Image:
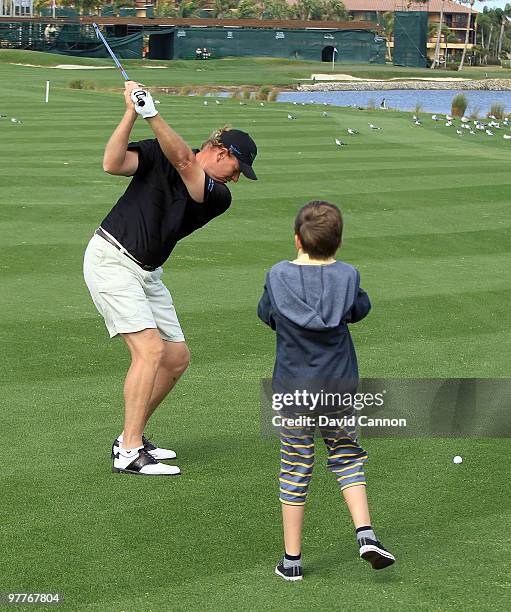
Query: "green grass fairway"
1 55 510 611
2 49 511 88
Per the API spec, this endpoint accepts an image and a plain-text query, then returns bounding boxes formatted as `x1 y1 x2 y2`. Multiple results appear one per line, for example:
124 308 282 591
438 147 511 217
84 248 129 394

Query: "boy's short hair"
294 201 343 259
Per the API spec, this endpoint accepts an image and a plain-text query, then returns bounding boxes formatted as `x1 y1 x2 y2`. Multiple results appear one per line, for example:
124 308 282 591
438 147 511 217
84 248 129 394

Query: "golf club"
92 22 145 106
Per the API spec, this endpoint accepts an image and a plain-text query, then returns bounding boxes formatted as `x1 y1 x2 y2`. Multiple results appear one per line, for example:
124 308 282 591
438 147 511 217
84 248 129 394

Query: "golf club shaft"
92 22 130 81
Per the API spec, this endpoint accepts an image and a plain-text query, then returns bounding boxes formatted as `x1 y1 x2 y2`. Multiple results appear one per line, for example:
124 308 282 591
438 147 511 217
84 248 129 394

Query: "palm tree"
292 0 316 21
458 0 476 71
381 11 394 62
290 0 348 21
236 0 259 19
496 8 507 56
431 0 446 69
476 11 491 48
320 0 349 21
212 0 236 19
261 0 291 20
458 1 506 70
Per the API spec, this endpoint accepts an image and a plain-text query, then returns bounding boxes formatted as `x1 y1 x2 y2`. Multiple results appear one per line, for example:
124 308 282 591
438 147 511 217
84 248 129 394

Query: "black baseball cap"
219 129 258 180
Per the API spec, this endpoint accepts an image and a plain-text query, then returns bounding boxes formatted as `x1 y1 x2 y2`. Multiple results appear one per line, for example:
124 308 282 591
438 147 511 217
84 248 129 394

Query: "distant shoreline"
298 79 511 92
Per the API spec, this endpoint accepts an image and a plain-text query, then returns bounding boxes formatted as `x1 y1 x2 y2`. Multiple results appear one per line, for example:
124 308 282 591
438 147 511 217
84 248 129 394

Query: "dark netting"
0 22 384 63
393 11 428 68
0 22 142 59
53 28 142 59
172 27 386 63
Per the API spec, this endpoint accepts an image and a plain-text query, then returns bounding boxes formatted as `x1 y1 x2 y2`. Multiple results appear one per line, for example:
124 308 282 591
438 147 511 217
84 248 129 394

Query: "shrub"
414 101 423 115
451 93 468 117
446 62 459 71
178 85 192 96
268 88 279 102
366 97 376 110
242 87 252 100
489 102 505 119
69 80 97 90
195 86 213 96
468 105 481 120
256 85 272 100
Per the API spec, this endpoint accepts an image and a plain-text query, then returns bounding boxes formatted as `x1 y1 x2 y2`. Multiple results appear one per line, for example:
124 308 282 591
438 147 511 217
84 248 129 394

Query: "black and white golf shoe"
112 447 180 476
274 559 303 582
359 538 395 570
111 435 176 461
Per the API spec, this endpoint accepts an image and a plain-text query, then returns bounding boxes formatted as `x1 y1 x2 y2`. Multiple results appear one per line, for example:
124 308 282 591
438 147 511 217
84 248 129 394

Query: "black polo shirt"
101 139 232 268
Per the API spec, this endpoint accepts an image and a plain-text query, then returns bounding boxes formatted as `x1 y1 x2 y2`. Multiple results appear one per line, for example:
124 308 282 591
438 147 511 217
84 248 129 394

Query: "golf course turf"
1 53 510 611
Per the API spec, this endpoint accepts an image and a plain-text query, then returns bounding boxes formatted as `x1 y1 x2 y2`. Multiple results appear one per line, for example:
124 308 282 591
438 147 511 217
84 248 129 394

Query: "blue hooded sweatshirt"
257 260 371 392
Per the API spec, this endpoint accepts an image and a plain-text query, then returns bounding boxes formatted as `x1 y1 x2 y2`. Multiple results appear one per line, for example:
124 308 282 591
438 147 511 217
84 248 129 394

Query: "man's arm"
102 82 140 176
124 82 205 201
146 114 206 203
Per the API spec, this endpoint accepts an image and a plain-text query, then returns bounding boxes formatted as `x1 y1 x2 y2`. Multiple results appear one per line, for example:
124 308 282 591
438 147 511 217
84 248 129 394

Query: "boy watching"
257 201 395 581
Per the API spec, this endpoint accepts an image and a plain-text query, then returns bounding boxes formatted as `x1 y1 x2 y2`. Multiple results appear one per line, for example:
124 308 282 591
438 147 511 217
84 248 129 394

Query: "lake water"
277 89 511 115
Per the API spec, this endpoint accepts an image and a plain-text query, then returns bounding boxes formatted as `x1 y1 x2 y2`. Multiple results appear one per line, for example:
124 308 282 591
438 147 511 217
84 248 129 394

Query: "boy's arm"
257 285 276 330
348 287 371 323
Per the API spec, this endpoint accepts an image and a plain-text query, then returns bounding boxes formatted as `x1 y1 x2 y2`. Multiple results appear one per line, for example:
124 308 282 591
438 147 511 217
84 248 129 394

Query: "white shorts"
83 233 185 342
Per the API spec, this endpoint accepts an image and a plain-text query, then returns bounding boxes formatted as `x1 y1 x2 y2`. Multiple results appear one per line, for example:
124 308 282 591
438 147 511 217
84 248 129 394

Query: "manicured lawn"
2 49 511 89
0 55 510 611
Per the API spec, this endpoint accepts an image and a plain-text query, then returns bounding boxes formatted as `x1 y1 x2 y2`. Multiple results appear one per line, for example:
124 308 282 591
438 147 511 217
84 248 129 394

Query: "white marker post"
45 80 50 103
332 47 338 72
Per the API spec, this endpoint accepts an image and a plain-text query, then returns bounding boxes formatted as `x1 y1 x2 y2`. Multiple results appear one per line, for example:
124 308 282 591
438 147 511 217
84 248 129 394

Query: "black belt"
95 228 156 272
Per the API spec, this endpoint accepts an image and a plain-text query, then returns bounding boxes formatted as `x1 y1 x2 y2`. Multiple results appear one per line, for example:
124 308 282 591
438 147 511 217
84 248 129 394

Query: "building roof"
340 1 475 14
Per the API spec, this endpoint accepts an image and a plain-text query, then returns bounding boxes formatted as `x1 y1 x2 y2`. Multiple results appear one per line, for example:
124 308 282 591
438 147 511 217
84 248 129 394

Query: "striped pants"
279 418 368 506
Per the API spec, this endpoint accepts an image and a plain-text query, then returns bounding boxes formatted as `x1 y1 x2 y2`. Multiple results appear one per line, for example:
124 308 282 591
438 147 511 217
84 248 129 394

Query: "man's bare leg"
120 329 164 449
144 341 190 425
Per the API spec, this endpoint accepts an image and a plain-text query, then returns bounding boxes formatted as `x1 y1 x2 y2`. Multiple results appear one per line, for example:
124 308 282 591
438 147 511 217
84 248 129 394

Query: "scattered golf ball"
453 455 463 464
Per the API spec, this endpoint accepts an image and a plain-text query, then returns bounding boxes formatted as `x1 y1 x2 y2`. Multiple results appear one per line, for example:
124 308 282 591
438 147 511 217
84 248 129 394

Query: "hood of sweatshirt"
267 260 359 331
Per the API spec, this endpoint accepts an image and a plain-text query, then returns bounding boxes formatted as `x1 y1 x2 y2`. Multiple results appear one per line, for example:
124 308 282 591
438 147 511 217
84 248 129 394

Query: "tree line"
34 0 351 21
157 0 350 20
474 4 511 63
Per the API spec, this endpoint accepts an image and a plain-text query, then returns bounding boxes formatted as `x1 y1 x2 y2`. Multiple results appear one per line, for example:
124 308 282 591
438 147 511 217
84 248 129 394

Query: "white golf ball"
453 455 463 464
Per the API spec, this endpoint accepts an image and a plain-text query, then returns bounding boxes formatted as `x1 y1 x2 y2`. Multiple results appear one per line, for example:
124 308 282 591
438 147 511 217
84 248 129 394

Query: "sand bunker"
54 65 113 70
311 74 366 81
310 73 471 83
10 63 167 70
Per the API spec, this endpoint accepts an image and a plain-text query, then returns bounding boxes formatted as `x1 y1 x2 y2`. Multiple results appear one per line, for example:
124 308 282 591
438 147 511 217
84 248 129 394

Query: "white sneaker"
112 434 176 461
112 446 181 476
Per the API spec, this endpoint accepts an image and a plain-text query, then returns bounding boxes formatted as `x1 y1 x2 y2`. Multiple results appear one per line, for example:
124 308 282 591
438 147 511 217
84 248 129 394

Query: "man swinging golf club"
83 81 258 476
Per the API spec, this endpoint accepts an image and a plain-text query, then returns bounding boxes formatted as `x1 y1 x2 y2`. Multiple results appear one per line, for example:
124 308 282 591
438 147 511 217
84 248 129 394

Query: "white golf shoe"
112 434 177 461
112 446 180 476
